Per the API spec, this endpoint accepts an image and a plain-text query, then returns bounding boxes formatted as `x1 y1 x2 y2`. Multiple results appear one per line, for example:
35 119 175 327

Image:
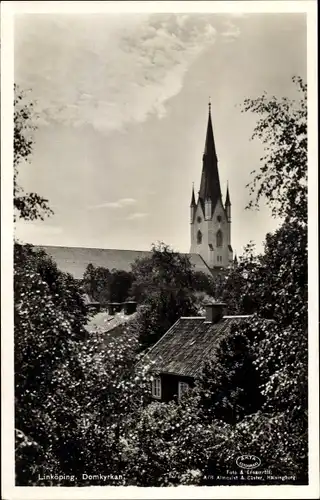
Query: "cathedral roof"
198 103 222 214
34 245 213 279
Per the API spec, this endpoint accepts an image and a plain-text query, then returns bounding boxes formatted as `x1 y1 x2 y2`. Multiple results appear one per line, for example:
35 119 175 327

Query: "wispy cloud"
87 198 137 210
15 14 240 134
221 20 241 41
126 212 148 220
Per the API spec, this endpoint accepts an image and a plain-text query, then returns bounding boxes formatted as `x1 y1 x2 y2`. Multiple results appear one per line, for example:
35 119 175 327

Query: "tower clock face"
197 216 202 223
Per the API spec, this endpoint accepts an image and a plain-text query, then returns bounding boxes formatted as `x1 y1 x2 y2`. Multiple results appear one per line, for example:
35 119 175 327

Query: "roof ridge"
180 316 204 320
36 244 152 253
223 315 253 318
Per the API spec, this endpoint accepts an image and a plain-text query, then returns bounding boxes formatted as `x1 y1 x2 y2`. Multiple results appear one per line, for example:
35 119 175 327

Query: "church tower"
190 102 233 269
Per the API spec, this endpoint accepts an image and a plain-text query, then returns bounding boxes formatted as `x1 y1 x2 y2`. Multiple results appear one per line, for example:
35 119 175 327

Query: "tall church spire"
190 99 233 269
204 98 218 160
225 182 231 206
199 100 222 214
190 183 196 206
225 182 231 222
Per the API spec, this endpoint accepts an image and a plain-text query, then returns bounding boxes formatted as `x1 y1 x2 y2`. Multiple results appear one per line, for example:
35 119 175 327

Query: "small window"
216 230 223 247
151 377 161 399
178 381 189 400
197 216 202 223
197 230 202 244
217 215 222 222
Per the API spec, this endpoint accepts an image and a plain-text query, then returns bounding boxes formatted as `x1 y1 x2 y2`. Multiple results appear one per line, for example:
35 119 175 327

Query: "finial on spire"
208 96 211 112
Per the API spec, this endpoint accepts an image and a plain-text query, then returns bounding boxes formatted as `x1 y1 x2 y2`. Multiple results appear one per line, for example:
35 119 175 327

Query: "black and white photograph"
1 1 318 498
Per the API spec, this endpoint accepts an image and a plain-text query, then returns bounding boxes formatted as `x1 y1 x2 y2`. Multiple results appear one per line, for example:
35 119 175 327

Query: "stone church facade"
190 102 233 269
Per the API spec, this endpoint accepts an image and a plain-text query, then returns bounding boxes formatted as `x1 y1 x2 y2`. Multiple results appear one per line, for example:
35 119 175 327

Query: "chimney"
204 302 226 323
113 302 122 313
108 303 115 315
123 301 137 315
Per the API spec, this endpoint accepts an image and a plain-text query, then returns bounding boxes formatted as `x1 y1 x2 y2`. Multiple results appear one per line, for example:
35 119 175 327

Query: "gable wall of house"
154 374 194 402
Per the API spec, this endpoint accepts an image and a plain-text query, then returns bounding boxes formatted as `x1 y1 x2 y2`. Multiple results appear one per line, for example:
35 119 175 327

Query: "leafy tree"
14 244 88 484
129 243 200 349
216 221 307 323
196 323 264 425
33 328 152 485
82 264 111 305
82 265 133 305
191 270 216 295
14 85 53 221
242 76 307 224
130 242 196 301
122 394 209 486
109 269 134 303
197 77 308 483
214 242 261 315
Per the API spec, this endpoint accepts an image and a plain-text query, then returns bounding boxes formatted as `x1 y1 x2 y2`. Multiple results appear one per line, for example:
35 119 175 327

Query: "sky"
14 11 307 256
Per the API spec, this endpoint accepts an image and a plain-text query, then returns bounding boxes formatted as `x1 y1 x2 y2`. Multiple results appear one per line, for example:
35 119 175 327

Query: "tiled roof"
34 245 213 279
143 315 251 378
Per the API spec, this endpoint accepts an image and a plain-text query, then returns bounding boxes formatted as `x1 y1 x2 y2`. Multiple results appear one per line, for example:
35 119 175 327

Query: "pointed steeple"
190 183 196 207
199 100 222 215
204 98 218 160
225 182 231 206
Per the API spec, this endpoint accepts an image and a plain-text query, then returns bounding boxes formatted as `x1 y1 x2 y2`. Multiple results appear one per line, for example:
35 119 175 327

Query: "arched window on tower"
216 230 223 247
197 230 202 244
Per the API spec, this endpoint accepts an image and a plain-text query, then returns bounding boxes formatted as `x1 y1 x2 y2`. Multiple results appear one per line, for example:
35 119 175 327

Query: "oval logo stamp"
236 455 261 469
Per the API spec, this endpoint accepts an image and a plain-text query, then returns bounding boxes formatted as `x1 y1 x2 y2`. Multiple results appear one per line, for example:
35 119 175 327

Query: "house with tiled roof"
141 302 252 402
85 301 138 343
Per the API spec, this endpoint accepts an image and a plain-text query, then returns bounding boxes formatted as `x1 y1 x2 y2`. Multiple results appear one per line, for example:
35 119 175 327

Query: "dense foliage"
15 77 308 486
242 76 307 224
14 244 88 484
196 324 264 425
82 264 133 305
128 243 212 350
207 76 308 482
14 85 53 221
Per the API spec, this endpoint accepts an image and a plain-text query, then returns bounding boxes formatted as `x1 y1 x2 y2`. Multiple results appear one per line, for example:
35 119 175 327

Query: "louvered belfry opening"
204 302 226 324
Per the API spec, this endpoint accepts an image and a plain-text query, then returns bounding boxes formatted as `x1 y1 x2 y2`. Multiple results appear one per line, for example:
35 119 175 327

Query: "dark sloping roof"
144 315 251 378
35 245 213 279
85 311 137 335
